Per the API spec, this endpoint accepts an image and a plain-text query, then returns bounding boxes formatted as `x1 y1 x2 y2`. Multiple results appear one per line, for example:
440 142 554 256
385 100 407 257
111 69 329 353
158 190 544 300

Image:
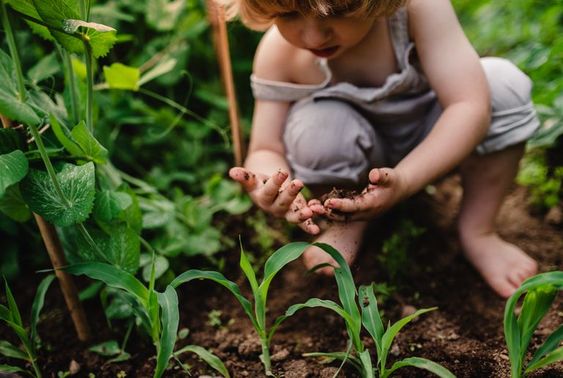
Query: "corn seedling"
0 275 55 377
65 254 230 378
273 243 455 378
171 241 310 376
504 271 563 377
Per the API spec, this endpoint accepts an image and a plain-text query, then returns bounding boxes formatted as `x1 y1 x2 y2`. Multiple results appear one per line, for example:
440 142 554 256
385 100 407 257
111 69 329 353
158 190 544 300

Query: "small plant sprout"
274 243 455 378
65 252 230 378
0 275 55 377
504 271 563 378
171 241 311 376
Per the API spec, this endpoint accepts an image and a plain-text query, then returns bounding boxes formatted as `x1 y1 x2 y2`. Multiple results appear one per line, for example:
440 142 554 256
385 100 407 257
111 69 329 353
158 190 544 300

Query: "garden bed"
2 175 561 377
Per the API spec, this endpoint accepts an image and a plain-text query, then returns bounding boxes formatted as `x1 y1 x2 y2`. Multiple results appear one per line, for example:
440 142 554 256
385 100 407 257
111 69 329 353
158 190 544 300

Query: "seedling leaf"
21 162 96 227
0 150 28 199
525 346 563 374
0 364 26 373
174 345 230 378
30 274 55 345
0 340 28 360
527 325 563 369
359 284 384 357
155 286 179 378
359 349 375 378
384 357 455 378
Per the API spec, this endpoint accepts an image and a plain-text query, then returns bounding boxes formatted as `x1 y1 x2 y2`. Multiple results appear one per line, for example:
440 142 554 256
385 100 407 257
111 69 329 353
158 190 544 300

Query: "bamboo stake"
206 0 245 166
2 118 91 342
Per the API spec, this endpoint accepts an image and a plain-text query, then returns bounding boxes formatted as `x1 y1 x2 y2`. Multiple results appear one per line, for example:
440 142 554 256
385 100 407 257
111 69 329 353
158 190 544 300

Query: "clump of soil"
319 187 359 203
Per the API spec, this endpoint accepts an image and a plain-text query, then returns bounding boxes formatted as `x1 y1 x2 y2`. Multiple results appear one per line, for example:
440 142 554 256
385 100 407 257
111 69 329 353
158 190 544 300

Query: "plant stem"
259 337 272 376
27 123 72 208
83 38 94 132
58 46 80 125
1 2 26 101
30 355 42 378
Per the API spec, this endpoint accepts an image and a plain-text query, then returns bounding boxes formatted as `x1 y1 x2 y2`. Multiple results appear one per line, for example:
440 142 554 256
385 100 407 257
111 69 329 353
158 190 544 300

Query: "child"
223 0 539 298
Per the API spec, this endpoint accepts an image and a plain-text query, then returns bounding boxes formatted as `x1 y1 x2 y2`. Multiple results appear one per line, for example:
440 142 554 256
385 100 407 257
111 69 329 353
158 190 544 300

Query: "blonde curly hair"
215 0 407 30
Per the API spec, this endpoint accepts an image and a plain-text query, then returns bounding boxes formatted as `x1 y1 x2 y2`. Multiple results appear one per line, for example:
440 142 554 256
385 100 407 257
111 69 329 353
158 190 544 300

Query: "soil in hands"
1 175 562 377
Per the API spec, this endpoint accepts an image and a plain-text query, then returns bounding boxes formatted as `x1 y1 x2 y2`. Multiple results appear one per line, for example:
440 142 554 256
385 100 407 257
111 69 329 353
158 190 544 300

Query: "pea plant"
170 241 310 376
504 271 563 377
0 275 55 377
273 243 455 378
65 257 230 378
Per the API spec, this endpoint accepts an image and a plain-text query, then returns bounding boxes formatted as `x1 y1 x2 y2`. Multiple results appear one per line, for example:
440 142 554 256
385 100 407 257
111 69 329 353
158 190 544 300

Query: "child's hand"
323 168 407 222
229 167 325 235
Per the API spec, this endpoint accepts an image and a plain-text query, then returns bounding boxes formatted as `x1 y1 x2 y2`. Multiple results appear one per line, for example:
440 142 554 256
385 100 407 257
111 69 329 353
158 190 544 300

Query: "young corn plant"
273 243 455 378
0 275 55 377
170 241 310 376
65 255 230 378
504 270 563 377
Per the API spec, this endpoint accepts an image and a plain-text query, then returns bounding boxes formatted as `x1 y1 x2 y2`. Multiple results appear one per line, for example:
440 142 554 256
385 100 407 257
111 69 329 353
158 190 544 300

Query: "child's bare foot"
460 232 537 298
303 221 368 275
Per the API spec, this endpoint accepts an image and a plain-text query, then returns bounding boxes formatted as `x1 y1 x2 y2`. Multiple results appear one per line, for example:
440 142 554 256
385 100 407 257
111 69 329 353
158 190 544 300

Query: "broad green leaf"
28 52 59 83
49 115 82 156
106 224 140 274
155 286 179 378
32 0 82 54
71 121 109 163
0 150 28 198
0 88 41 126
30 274 55 345
21 162 96 227
384 357 455 378
170 270 257 330
304 351 363 372
527 325 563 369
94 190 133 223
0 364 26 373
380 308 437 370
359 284 384 356
65 262 148 303
89 340 121 356
0 185 31 222
525 346 563 374
103 63 140 91
82 26 118 58
260 242 309 302
5 0 53 40
0 340 27 360
174 345 230 378
0 128 25 154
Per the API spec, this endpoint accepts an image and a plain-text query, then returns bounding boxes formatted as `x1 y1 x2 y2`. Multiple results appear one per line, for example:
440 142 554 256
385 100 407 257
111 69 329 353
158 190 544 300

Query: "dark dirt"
1 175 562 377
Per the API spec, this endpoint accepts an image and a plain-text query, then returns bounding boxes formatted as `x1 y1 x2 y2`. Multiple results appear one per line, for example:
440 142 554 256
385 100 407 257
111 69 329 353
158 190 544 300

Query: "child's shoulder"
253 27 323 85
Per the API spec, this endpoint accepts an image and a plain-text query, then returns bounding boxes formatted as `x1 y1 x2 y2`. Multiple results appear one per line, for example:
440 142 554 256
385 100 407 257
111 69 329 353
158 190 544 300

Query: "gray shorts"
283 57 540 186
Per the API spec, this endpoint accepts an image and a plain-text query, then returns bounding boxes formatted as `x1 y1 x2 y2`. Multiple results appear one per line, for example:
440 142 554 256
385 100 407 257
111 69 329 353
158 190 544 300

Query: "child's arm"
230 31 325 234
324 0 491 221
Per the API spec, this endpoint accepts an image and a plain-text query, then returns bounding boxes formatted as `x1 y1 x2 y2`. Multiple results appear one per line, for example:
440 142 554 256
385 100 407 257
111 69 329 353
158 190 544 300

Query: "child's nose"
300 20 333 48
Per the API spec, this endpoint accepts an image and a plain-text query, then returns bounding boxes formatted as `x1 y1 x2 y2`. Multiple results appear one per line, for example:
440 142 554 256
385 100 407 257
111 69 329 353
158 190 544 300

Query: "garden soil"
1 175 562 377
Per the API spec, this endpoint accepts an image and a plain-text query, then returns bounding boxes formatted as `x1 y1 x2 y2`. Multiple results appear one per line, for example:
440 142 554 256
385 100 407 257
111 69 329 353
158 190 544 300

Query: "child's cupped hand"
323 168 408 222
229 167 326 235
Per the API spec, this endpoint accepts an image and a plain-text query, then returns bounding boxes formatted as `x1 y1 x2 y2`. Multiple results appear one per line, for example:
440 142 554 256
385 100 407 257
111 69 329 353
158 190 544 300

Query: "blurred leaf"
146 0 185 31
141 254 169 282
28 52 60 83
89 340 121 357
0 185 31 222
94 190 133 223
103 63 140 91
0 150 28 198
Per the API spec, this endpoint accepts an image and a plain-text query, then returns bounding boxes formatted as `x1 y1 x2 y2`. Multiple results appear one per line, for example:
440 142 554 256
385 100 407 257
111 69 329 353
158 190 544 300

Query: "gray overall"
251 8 539 186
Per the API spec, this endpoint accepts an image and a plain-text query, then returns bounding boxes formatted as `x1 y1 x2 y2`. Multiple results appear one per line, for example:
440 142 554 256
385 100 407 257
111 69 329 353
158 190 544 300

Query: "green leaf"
170 270 257 330
65 262 148 303
142 255 168 282
0 185 31 222
384 357 455 378
518 285 557 357
527 325 563 370
0 363 27 373
103 63 140 91
71 121 109 163
0 150 28 199
174 345 230 378
0 88 41 126
94 190 133 223
5 0 54 40
4 278 23 327
525 346 563 374
49 115 82 156
154 286 179 378
28 52 59 83
0 340 28 360
359 349 375 378
359 284 384 357
89 340 122 357
146 0 185 31
21 162 96 227
380 308 437 370
30 274 55 345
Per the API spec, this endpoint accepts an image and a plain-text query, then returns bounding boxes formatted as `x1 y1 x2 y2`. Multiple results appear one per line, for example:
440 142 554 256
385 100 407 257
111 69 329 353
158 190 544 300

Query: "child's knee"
284 99 384 185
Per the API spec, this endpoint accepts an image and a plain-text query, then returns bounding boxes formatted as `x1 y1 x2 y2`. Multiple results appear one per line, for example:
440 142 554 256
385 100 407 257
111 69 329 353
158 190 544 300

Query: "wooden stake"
2 118 91 342
206 0 245 166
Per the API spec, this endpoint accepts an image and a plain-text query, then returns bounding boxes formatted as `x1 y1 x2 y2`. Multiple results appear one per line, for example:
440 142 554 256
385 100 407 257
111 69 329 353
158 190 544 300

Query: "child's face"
274 12 376 59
